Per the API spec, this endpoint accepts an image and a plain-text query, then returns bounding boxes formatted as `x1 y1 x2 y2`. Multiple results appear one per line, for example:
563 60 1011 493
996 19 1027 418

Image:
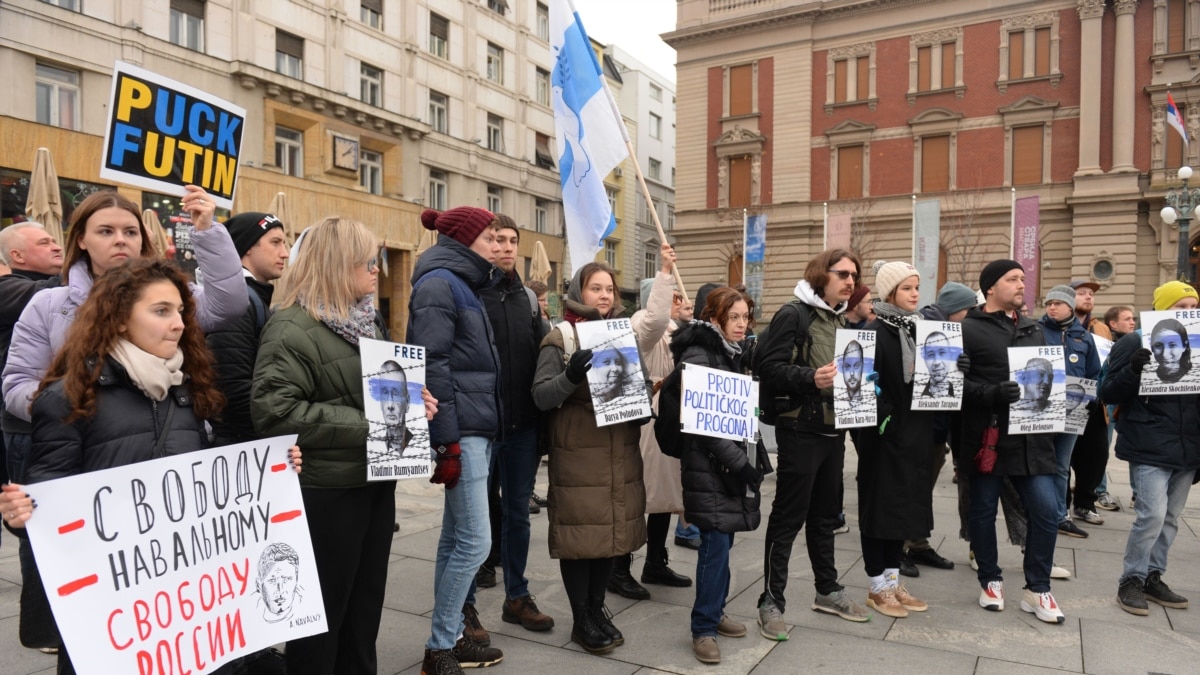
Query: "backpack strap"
556 320 576 360
524 286 540 319
787 300 815 366
247 288 268 335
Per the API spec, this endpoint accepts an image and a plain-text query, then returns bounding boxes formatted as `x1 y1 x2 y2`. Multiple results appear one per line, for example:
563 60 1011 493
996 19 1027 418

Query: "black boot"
641 549 692 587
570 606 615 654
606 553 650 600
588 601 624 646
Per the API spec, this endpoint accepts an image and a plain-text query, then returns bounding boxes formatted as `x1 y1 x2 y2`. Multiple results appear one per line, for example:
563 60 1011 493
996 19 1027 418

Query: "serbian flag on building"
1168 91 1189 150
550 0 630 272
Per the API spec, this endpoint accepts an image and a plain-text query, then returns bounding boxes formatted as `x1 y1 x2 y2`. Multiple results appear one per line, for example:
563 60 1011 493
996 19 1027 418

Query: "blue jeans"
1120 463 1195 583
692 529 733 637
428 436 493 651
497 427 539 600
968 472 1058 593
1051 433 1078 522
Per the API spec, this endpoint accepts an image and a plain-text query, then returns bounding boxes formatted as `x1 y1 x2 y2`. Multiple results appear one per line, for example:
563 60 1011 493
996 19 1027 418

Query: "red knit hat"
421 207 496 247
846 284 870 312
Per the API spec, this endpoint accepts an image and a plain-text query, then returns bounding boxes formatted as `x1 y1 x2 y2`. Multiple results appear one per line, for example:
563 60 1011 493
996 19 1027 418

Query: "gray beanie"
1045 284 1076 311
935 282 978 315
640 278 655 309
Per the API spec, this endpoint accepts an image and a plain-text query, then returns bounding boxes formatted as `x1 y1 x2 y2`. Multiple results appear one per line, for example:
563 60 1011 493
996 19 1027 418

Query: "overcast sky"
569 0 678 84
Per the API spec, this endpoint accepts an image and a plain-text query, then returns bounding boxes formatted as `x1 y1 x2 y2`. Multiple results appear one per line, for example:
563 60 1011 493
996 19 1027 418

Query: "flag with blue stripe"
551 0 630 273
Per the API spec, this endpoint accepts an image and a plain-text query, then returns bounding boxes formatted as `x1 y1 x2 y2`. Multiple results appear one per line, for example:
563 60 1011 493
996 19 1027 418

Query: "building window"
998 13 1061 92
429 91 448 133
1168 0 1188 52
274 126 303 177
644 246 657 280
536 3 550 41
40 0 78 9
428 170 448 211
487 185 503 212
649 158 661 181
487 0 508 16
920 135 950 193
728 63 754 116
671 167 675 187
275 30 304 79
908 28 963 102
535 199 548 233
1007 28 1050 79
35 64 79 130
836 145 864 199
1011 125 1044 186
649 83 662 102
487 43 504 84
429 13 449 59
605 240 618 268
361 0 382 29
536 68 550 106
360 63 382 107
729 156 752 207
169 0 205 52
486 114 504 152
649 112 662 139
535 132 555 169
359 149 383 195
830 47 873 107
916 42 956 92
667 206 675 229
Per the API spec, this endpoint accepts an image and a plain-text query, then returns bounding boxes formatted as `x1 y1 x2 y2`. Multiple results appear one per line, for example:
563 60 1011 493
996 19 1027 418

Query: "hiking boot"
692 636 720 664
641 551 692 587
462 603 490 646
607 555 650 600
589 604 624 646
475 563 498 589
422 648 463 675
1073 507 1104 525
571 611 615 654
502 595 555 631
1020 589 1065 624
894 585 928 612
866 588 909 618
812 589 872 622
1144 571 1189 609
1095 491 1119 511
899 554 919 578
451 636 503 669
757 600 788 640
717 614 746 638
979 581 1004 611
1117 578 1149 616
1057 519 1089 538
907 548 955 570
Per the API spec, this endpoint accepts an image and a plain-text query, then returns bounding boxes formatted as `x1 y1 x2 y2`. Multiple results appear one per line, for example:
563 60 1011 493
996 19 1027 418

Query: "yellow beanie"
1152 280 1199 311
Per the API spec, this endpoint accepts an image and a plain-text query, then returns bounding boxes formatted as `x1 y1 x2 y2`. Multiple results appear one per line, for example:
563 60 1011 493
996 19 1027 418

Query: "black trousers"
285 482 396 675
759 427 845 610
1070 408 1109 513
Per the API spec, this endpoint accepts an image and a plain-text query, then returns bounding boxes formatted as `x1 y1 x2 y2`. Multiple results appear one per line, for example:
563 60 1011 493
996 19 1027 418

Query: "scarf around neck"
307 295 378 345
110 339 185 401
873 301 920 384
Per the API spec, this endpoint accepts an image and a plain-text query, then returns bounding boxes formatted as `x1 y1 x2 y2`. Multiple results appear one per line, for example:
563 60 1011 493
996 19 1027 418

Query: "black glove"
737 462 762 491
1086 399 1100 414
565 348 594 384
957 353 971 376
994 381 1021 405
1131 348 1152 374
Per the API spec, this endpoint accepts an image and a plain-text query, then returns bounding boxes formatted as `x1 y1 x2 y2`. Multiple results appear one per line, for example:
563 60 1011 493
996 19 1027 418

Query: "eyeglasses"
827 269 860 282
365 257 379 273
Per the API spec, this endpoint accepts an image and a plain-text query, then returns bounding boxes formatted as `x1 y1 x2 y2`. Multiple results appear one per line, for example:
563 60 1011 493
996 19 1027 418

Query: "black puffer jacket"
671 321 761 533
25 358 207 483
481 271 545 436
206 276 274 443
407 235 503 446
0 270 58 436
1102 331 1200 471
959 306 1055 476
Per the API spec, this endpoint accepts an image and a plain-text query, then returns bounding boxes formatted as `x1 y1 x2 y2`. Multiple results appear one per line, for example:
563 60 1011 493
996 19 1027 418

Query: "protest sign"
1092 334 1113 364
101 61 246 210
360 338 433 481
24 436 325 675
834 328 876 429
1139 310 1200 395
574 318 652 426
1064 377 1096 435
680 363 758 443
1008 346 1066 434
912 320 963 411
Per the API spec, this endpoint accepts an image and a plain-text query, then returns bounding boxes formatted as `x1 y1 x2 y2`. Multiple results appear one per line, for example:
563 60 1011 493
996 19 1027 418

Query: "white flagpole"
823 202 829 248
1009 187 1017 258
742 209 749 280
911 194 918 264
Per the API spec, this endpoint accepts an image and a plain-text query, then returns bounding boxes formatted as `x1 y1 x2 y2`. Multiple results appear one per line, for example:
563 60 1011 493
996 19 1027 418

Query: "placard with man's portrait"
834 329 877 429
912 320 964 411
1008 345 1066 434
1139 310 1200 395
360 338 432 481
1063 376 1096 435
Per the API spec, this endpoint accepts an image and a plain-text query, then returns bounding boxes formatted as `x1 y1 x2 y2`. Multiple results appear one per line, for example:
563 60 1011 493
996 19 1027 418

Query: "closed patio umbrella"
530 239 552 284
25 147 63 244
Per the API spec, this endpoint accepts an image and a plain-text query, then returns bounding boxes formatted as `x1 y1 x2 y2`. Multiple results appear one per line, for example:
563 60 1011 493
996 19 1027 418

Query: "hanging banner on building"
912 320 963 411
574 318 652 426
1064 376 1096 435
23 436 326 675
680 363 758 443
100 61 245 210
1139 310 1200 395
744 213 766 319
913 199 941 308
1011 196 1041 300
834 328 877 429
1008 345 1066 434
360 338 433 481
825 212 852 250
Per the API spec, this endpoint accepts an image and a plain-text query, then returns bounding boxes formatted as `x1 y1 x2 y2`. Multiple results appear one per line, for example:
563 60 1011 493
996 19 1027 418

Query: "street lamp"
1160 165 1200 283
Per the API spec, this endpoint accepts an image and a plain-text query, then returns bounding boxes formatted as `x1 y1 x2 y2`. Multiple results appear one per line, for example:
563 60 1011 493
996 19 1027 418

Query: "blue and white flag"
551 0 630 273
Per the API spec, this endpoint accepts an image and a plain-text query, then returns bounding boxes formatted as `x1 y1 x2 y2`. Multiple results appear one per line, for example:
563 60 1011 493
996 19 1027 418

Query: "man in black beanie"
207 212 288 444
959 259 1064 624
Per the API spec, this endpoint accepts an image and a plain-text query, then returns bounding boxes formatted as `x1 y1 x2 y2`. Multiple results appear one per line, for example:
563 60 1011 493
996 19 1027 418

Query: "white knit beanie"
874 261 920 302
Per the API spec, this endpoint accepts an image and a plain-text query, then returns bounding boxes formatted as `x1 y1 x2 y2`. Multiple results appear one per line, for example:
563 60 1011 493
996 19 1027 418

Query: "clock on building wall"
332 135 360 171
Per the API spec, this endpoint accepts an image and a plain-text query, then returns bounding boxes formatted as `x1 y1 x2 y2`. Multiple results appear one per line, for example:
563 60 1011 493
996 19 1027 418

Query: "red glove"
430 443 462 489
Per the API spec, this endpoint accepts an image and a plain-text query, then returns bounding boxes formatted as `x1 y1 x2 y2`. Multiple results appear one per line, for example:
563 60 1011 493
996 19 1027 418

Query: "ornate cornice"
1002 11 1059 30
912 26 963 46
662 0 929 48
1114 0 1139 16
1077 0 1106 20
829 42 875 59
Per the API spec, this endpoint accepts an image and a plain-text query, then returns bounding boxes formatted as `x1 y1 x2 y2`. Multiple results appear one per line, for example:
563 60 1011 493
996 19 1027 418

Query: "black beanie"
225 212 283 258
979 259 1024 297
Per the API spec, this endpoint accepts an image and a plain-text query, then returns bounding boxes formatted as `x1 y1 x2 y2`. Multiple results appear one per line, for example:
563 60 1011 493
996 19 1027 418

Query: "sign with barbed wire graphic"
359 338 432 481
1007 345 1066 434
574 319 651 427
912 320 964 411
834 328 876 429
1139 310 1200 395
1064 377 1096 435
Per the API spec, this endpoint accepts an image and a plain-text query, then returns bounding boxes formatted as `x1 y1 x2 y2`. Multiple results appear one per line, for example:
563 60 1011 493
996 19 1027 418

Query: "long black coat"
480 271 545 437
855 319 935 540
672 321 761 534
207 276 274 443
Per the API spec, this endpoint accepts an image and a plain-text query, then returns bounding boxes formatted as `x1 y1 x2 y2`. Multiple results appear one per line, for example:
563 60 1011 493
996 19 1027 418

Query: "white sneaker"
979 581 1004 611
1050 563 1071 580
969 550 979 571
1020 589 1065 624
